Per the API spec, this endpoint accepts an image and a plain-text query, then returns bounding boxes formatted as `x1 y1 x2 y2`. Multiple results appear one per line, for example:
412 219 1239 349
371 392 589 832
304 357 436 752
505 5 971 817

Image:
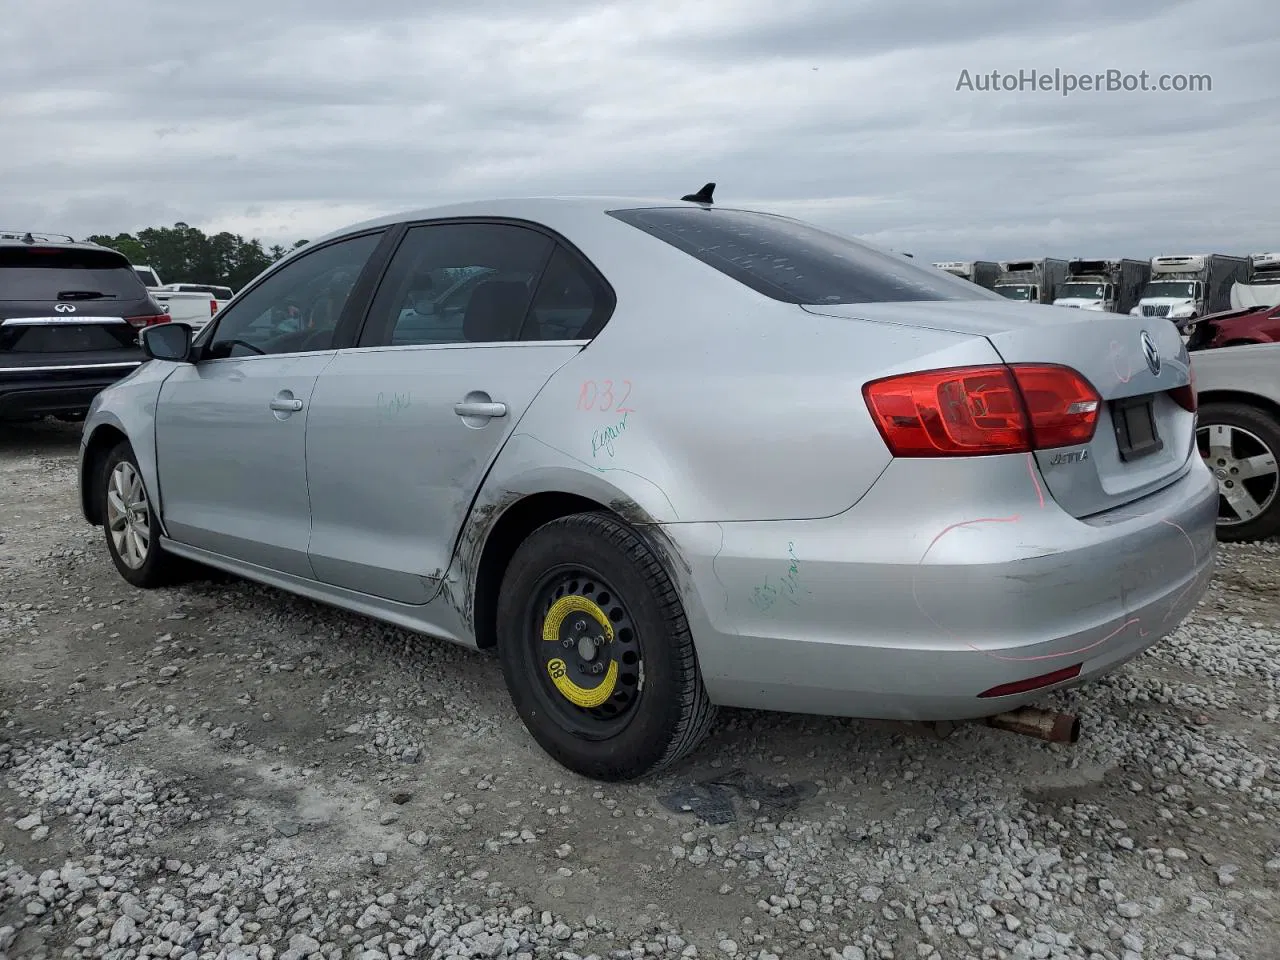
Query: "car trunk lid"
802 300 1195 518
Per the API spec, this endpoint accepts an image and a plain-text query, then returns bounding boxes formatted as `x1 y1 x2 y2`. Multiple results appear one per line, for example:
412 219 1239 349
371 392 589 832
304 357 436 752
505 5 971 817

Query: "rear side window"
0 247 148 302
522 246 615 340
607 207 1001 305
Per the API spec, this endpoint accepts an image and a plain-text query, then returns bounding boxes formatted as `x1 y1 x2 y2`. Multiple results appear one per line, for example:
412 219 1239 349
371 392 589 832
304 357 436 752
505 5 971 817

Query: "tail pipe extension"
900 707 1081 744
984 707 1080 744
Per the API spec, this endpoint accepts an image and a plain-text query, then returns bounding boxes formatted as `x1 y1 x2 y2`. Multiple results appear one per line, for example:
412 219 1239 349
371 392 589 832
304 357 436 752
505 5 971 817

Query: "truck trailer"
1052 258 1151 314
932 260 1000 290
1132 254 1253 328
993 258 1068 304
1230 252 1280 309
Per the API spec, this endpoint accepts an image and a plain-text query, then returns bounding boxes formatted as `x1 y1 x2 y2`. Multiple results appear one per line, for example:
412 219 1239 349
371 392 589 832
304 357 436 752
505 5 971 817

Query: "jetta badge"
1140 330 1161 376
54 303 76 313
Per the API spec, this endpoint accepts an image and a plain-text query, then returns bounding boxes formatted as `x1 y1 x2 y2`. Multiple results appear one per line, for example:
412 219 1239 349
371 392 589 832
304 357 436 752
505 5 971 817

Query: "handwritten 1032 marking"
749 541 809 613
578 379 635 413
591 412 629 459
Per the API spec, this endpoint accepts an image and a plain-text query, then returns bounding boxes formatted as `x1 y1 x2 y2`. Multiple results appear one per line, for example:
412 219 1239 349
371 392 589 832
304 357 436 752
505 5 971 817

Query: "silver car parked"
78 192 1218 780
1185 341 1280 541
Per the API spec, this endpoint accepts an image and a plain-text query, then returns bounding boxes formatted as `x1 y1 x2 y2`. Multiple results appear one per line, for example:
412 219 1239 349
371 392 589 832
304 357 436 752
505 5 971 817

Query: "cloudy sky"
2 0 1274 261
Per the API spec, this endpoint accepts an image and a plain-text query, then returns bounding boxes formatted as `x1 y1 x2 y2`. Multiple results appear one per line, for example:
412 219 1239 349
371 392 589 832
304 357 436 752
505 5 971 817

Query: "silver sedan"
78 191 1218 780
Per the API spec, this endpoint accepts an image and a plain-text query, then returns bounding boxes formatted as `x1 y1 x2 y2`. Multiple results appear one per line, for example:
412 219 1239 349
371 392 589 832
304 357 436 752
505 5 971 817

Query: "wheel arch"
462 481 693 653
470 491 612 651
80 423 130 525
1197 390 1280 425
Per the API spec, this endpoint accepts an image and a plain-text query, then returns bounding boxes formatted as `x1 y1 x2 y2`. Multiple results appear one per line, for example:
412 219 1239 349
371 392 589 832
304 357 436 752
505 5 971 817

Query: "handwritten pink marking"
1108 340 1134 384
970 617 1142 662
1025 452 1045 509
909 515 1022 656
1158 517 1201 624
911 513 1143 663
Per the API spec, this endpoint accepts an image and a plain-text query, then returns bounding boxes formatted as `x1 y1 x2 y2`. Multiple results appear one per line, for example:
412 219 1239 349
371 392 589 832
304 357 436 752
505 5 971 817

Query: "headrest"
463 280 531 342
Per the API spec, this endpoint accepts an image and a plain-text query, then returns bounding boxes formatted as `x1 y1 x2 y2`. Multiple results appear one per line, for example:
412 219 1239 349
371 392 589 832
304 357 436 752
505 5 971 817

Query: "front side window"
360 223 553 347
607 206 1001 305
201 232 382 360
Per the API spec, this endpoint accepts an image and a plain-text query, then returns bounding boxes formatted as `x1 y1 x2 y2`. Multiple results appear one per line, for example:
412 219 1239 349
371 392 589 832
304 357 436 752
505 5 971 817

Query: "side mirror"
141 322 193 362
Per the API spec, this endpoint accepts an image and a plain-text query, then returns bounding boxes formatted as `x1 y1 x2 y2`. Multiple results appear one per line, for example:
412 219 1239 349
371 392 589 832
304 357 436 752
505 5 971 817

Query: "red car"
1186 303 1280 351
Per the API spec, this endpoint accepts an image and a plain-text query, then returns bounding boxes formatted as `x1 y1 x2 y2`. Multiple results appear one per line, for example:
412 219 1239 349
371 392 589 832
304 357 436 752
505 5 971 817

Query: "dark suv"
0 232 169 422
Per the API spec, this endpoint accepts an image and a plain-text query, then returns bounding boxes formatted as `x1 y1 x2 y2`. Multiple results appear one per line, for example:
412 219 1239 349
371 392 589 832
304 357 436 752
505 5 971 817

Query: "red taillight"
125 314 171 328
1170 363 1197 412
1010 364 1102 448
863 363 1100 457
210 299 218 316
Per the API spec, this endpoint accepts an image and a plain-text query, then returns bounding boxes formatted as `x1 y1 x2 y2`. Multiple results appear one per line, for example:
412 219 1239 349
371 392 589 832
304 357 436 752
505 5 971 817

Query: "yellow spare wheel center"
543 595 618 708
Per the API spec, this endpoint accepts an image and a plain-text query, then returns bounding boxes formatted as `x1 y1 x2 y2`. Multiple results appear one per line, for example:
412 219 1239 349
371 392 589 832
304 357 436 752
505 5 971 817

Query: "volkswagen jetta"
78 190 1218 780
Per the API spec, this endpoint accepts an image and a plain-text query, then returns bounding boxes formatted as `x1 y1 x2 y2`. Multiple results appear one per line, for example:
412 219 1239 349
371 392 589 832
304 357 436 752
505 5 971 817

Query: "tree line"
87 223 309 291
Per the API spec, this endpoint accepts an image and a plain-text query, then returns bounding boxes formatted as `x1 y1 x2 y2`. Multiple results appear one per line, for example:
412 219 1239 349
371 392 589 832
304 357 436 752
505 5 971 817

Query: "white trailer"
1132 254 1252 328
1053 258 1151 314
1230 253 1280 309
932 260 1000 290
993 258 1068 304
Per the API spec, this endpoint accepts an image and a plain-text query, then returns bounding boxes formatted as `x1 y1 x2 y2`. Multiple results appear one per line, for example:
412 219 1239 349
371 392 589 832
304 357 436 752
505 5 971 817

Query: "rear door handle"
454 401 507 419
269 396 304 412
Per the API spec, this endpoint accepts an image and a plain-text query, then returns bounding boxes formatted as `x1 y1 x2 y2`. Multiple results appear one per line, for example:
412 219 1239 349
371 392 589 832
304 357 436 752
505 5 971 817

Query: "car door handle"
269 397 304 412
454 401 507 419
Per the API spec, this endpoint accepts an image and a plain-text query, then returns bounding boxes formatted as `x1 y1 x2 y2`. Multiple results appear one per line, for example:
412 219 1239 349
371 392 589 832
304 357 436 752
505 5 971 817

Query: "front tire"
101 441 185 587
495 512 716 781
1197 402 1280 542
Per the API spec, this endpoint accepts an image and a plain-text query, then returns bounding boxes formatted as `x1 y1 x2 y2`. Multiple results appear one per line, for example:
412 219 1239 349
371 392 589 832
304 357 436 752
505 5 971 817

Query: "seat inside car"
462 280 532 342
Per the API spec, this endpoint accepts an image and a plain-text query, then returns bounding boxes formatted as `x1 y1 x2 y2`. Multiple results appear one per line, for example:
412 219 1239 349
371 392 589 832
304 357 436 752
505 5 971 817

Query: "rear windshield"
0 247 148 302
607 207 1001 305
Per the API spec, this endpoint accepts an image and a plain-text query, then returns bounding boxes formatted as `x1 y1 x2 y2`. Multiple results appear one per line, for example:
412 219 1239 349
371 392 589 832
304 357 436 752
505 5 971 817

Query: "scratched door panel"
304 343 581 604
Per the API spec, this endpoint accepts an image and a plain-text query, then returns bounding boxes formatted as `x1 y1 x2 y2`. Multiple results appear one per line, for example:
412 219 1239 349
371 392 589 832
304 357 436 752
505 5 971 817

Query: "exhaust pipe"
984 707 1080 744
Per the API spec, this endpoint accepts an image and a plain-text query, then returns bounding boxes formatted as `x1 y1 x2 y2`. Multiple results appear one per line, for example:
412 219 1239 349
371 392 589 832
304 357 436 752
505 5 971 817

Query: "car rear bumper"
0 362 142 420
658 454 1218 720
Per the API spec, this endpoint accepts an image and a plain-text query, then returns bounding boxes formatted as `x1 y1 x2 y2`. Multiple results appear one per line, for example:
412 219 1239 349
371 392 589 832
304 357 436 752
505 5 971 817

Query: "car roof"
306 196 778 247
0 236 123 256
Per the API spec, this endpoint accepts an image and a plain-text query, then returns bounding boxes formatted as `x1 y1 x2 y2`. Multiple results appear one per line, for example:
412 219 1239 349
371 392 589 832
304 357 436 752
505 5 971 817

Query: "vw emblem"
54 303 76 313
1140 331 1161 376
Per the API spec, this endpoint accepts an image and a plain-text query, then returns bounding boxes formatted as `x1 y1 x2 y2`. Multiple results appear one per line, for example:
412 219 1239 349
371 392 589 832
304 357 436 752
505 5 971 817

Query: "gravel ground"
1 419 1278 960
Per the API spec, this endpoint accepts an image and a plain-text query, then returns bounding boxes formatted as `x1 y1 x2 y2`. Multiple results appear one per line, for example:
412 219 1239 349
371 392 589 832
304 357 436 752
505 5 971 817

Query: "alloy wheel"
106 461 151 569
1197 422 1280 526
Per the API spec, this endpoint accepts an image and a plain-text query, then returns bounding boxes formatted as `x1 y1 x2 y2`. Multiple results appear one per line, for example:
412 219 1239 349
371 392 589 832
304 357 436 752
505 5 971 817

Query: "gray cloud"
1 0 1275 262
655 0 1203 62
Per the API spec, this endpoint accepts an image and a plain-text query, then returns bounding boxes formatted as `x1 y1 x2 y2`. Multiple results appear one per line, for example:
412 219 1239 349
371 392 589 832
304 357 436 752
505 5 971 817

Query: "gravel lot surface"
1 420 1278 960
